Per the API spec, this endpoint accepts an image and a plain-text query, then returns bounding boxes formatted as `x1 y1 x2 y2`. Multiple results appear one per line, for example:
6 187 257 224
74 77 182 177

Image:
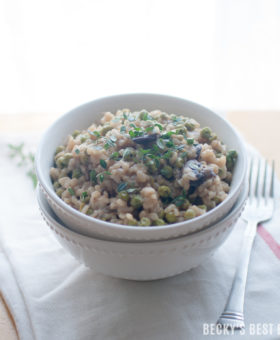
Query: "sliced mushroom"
132 133 157 145
185 159 216 188
195 144 202 159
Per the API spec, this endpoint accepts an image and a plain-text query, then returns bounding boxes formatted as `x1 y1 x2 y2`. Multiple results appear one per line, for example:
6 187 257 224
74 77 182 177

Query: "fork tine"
262 160 268 200
248 158 254 201
270 160 275 198
254 158 261 204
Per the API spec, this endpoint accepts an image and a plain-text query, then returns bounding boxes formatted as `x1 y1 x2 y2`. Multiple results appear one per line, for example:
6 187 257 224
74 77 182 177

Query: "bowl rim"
36 93 248 233
37 181 248 246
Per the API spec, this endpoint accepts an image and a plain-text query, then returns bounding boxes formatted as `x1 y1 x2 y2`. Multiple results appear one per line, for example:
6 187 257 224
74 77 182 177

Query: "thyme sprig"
8 143 38 188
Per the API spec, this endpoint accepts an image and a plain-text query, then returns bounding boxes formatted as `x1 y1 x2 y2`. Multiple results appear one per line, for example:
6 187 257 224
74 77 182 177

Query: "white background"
0 0 280 115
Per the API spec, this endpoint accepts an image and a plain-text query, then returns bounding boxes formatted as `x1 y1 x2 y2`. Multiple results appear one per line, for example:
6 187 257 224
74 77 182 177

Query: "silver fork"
217 158 275 329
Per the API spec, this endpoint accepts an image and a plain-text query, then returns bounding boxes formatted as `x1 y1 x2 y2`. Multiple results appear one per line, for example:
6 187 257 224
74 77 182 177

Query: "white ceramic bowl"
36 94 247 242
37 182 248 281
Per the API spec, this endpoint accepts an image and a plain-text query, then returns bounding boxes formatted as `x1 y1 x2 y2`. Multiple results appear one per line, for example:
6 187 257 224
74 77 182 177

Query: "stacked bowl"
36 94 248 280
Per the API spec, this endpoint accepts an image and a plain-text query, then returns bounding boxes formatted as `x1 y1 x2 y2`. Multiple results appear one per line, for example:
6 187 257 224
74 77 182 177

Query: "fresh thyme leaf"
88 130 101 138
8 143 37 189
75 149 80 154
187 138 194 145
154 123 163 131
166 140 174 148
68 188 75 196
129 130 135 138
139 148 152 155
173 196 185 207
175 144 185 150
99 174 104 183
81 191 88 201
90 170 97 183
117 182 128 192
161 131 175 139
27 170 38 188
145 126 154 132
156 139 165 150
163 150 173 159
100 159 107 169
109 151 120 160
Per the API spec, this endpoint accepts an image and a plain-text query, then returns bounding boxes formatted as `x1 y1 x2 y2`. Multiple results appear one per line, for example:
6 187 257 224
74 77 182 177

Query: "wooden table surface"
0 111 279 339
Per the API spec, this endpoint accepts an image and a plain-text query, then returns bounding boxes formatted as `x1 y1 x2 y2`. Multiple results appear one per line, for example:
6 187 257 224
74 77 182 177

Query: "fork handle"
217 220 257 329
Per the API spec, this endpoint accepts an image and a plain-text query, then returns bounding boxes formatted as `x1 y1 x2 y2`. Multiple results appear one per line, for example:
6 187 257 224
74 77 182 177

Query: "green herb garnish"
109 152 120 160
187 138 194 145
154 123 163 131
173 196 185 207
100 159 107 169
156 139 165 150
117 182 128 192
90 170 97 183
8 143 37 188
68 188 75 196
81 191 88 201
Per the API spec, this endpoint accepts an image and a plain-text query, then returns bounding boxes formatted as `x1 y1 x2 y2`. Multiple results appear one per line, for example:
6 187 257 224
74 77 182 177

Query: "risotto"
50 109 237 226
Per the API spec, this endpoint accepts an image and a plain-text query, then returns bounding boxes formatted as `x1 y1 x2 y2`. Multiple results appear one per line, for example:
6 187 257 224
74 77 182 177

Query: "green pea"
101 125 113 136
158 210 165 219
86 208 94 215
218 167 227 179
118 191 129 201
58 153 73 168
184 208 195 220
175 157 184 169
154 218 166 226
176 126 187 134
55 188 64 197
127 218 138 226
53 181 60 190
185 119 195 131
160 165 173 179
158 185 171 198
200 127 212 140
146 159 158 174
226 150 238 171
181 199 190 210
56 156 65 168
165 212 177 223
209 133 217 142
72 168 82 179
56 154 72 168
139 217 151 226
80 135 89 143
55 145 65 155
130 195 143 209
72 130 81 138
214 196 222 204
123 147 136 162
139 110 149 120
